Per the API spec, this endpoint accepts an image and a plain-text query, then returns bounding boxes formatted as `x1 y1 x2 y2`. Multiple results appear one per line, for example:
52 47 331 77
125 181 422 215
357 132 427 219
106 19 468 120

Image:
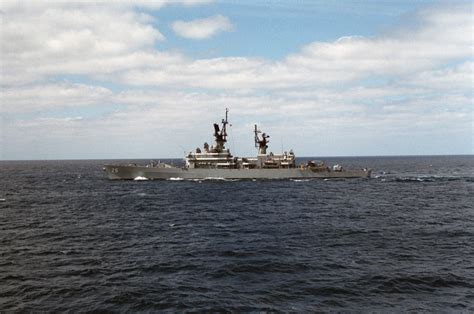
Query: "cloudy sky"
1 0 472 160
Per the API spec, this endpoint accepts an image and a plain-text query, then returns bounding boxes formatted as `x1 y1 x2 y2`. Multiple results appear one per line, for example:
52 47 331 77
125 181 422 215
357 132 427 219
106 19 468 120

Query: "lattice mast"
213 108 229 152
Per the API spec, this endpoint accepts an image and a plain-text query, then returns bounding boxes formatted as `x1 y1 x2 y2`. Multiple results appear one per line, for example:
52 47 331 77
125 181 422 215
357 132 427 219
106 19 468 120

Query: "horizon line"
1 153 473 162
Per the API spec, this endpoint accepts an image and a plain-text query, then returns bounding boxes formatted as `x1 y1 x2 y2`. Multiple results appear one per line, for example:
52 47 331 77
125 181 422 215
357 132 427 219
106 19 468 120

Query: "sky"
0 0 473 160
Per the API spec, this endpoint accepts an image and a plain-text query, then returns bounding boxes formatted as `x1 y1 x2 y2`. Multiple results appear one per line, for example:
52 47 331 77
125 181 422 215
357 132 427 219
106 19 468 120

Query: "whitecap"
202 177 227 181
134 176 149 181
202 177 241 182
168 177 184 181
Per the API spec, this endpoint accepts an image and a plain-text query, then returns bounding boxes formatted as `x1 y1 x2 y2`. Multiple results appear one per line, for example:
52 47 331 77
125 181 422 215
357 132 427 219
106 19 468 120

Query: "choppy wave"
1 156 473 312
166 177 243 182
375 175 473 182
364 273 474 293
201 177 240 181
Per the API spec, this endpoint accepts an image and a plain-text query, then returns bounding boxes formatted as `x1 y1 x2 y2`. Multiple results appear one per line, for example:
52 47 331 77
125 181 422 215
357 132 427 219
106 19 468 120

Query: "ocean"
1 155 473 311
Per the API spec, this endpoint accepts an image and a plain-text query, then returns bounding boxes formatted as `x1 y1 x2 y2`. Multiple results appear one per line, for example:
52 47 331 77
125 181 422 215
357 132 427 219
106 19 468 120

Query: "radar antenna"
254 124 269 155
212 108 230 152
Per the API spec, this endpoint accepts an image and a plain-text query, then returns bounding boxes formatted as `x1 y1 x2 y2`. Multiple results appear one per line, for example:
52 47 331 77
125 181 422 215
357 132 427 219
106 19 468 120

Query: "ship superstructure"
184 109 296 171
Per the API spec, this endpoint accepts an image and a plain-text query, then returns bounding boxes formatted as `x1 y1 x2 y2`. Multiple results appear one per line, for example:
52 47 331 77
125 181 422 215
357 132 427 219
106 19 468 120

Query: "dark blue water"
1 156 473 311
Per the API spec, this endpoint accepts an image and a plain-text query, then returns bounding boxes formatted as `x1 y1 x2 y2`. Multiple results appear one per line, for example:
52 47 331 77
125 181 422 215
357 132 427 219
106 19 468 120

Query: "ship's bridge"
184 109 296 170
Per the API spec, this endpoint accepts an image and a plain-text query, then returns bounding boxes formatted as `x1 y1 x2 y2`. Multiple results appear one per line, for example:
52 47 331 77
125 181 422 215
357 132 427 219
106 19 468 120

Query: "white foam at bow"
134 176 149 181
168 177 184 181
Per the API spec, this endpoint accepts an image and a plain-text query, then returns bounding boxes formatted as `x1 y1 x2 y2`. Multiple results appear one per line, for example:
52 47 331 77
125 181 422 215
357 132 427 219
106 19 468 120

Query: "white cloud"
1 2 472 159
404 61 474 90
3 85 471 159
129 0 215 9
110 4 473 91
171 14 233 39
0 0 214 12
4 2 470 91
0 1 200 86
1 83 113 113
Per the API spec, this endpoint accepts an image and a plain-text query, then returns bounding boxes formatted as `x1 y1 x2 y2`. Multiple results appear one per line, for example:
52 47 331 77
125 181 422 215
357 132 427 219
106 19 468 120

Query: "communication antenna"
221 108 229 140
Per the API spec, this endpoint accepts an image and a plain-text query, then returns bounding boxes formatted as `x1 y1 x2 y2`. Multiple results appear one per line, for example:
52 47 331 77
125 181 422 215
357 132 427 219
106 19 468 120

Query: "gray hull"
104 165 371 180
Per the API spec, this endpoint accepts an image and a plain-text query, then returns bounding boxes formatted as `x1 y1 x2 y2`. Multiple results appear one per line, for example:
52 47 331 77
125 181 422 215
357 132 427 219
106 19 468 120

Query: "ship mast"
213 108 229 152
254 124 269 155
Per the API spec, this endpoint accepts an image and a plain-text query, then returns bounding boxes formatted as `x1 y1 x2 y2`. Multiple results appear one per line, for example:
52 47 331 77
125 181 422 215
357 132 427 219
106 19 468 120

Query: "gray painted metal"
103 164 371 180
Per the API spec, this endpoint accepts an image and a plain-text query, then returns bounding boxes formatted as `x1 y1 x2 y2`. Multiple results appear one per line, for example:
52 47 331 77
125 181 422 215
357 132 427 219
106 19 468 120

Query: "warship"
104 109 371 180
